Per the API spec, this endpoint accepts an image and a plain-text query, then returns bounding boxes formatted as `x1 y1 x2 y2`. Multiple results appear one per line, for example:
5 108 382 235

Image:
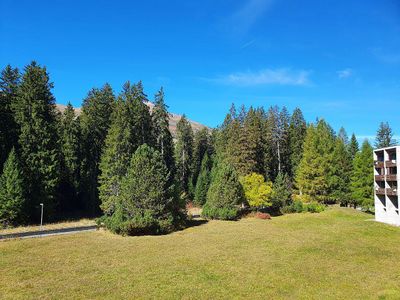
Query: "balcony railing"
375 175 385 181
386 160 397 168
386 188 398 196
375 188 385 195
386 174 397 181
374 161 384 168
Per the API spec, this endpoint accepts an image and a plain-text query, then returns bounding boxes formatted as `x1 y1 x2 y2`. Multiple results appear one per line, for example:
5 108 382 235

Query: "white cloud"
227 0 274 35
337 68 352 79
212 68 311 86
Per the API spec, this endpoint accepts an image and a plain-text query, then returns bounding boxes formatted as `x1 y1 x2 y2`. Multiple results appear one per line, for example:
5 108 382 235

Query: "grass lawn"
1 207 400 299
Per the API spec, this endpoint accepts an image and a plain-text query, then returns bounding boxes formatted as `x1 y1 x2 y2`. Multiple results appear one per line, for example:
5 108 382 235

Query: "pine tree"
194 153 212 206
330 137 352 205
103 144 182 235
13 62 60 220
0 65 20 168
152 87 175 176
295 120 335 203
0 148 26 226
288 108 307 177
174 115 194 198
58 103 81 212
348 133 359 160
375 122 397 148
350 140 373 210
80 83 115 214
202 162 244 220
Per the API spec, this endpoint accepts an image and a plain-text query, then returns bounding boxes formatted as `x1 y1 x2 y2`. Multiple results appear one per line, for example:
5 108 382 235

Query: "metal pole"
40 203 44 231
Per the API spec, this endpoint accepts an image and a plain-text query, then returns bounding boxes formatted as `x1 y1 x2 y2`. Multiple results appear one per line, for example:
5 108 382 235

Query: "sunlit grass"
1 207 399 299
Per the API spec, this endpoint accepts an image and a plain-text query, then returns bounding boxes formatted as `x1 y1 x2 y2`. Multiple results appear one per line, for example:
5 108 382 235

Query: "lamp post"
40 203 44 231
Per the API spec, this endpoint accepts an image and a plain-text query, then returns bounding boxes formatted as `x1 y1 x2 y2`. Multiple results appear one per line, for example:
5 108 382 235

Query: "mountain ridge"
55 102 208 138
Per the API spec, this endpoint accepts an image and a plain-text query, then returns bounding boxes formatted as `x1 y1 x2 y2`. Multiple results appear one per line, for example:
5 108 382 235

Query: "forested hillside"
0 62 397 233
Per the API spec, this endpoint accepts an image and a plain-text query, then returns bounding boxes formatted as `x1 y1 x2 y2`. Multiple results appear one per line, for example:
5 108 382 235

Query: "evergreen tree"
98 98 132 215
0 65 20 168
14 62 60 220
348 133 359 160
295 120 335 203
80 83 115 214
330 137 352 205
174 115 194 197
59 103 81 212
103 144 183 235
0 148 26 226
192 127 210 187
152 87 175 176
202 162 244 220
288 108 307 176
193 153 212 206
127 81 154 149
350 140 373 210
375 122 397 148
271 172 292 210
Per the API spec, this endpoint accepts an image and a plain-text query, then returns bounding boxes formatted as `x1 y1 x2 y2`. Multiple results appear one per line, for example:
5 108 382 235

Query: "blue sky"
1 0 399 141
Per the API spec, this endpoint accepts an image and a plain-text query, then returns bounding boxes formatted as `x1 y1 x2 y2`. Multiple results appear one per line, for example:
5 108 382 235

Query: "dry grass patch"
1 208 400 299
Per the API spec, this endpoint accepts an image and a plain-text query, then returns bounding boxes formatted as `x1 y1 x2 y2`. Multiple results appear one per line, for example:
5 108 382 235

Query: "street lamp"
40 203 44 231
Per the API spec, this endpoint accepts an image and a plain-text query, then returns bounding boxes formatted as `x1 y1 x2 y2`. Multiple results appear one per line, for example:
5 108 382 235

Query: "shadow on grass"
184 219 209 229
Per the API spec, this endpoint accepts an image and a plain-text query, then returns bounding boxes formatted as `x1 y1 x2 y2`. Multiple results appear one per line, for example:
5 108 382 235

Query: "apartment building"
374 146 400 225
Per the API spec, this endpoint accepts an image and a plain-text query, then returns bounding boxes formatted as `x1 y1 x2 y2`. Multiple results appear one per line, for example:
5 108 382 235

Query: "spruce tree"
14 62 60 220
271 172 292 210
152 87 175 176
192 127 211 187
98 98 132 215
348 133 359 160
202 162 244 220
174 115 194 198
80 83 115 214
375 122 397 148
194 153 212 206
350 140 373 210
59 103 81 211
288 108 307 176
330 137 352 205
104 144 182 235
0 65 20 168
0 148 26 226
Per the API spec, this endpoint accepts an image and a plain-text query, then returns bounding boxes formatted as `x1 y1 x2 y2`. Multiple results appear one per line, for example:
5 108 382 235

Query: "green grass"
1 207 400 299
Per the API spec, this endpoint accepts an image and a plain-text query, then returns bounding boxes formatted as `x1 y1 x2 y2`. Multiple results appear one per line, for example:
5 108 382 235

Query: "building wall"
374 146 400 226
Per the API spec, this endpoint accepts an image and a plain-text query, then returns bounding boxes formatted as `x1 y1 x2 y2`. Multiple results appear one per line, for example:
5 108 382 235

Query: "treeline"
0 62 397 232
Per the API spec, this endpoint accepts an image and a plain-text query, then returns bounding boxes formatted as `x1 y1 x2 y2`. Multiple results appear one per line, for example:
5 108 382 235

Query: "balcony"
386 160 397 168
375 187 385 195
375 175 385 181
374 161 384 168
386 174 397 181
386 188 398 196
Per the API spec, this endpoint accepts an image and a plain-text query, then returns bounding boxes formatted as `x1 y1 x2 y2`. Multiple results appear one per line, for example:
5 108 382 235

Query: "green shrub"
202 204 238 220
281 200 325 214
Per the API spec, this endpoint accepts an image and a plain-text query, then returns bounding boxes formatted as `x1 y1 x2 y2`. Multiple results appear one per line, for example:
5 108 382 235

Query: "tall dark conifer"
288 107 307 177
80 83 115 214
348 133 359 160
14 62 60 220
0 65 20 168
375 122 396 148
